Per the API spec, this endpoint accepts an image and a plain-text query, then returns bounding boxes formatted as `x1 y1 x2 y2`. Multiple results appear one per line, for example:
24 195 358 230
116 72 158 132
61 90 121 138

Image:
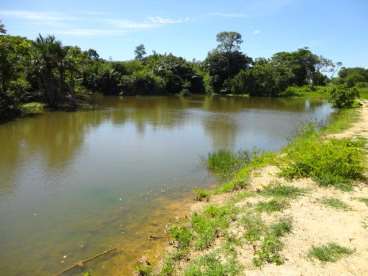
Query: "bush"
282 128 365 190
329 85 359 108
207 150 250 178
20 102 45 115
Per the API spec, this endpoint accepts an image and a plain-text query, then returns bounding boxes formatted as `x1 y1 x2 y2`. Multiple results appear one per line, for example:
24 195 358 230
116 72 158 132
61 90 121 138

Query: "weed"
255 199 289 213
184 251 240 276
193 188 210 202
308 243 354 262
270 217 293 237
169 225 192 249
241 213 266 242
207 150 250 178
253 233 284 267
260 184 306 199
160 255 175 276
281 126 365 190
320 197 351 211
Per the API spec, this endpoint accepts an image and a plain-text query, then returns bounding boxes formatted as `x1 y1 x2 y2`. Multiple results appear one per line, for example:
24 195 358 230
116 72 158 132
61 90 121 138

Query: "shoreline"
144 102 368 275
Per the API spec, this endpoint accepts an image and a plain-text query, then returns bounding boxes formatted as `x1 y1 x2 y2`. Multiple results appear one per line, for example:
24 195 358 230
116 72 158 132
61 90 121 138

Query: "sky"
0 0 367 67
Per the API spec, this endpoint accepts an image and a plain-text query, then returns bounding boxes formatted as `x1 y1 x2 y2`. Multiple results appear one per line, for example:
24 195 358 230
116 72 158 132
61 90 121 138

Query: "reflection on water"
0 96 333 275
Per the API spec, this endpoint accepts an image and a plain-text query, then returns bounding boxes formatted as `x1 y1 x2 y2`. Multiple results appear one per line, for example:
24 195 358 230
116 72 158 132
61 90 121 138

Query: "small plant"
320 197 351 211
160 255 175 276
135 262 152 276
260 184 306 199
191 204 235 249
329 85 359 108
241 213 266 242
193 188 210 201
207 150 250 178
169 226 192 249
253 233 284 267
184 252 240 276
255 199 289 213
269 217 293 237
308 243 354 262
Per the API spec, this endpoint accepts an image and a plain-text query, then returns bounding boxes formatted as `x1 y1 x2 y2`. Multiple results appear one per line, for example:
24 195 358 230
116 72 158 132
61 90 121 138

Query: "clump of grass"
191 204 236 249
241 213 266 242
169 225 192 249
255 199 289 213
260 184 307 199
356 197 368 206
207 150 250 179
135 262 152 276
308 243 354 262
160 255 175 276
269 217 293 237
281 126 365 191
193 188 210 202
253 232 284 267
320 197 351 211
323 108 359 134
184 251 240 276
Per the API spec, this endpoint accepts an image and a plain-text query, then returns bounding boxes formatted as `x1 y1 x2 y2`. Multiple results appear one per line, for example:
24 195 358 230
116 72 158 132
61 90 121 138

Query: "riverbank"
144 101 368 275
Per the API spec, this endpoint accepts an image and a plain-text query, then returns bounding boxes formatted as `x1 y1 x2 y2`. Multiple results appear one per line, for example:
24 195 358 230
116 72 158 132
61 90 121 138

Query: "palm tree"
33 34 68 107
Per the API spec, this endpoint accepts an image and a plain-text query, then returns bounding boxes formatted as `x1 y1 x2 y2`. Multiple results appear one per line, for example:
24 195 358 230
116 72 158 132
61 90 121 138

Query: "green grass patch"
253 232 284 267
308 243 354 262
207 150 250 179
169 225 192 250
193 188 210 202
269 217 293 237
184 251 240 276
241 213 266 242
259 184 307 199
323 108 360 134
191 204 236 249
255 199 289 213
320 197 351 211
281 126 365 191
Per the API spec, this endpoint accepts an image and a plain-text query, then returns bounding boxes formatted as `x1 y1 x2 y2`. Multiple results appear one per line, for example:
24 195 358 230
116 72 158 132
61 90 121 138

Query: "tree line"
1 22 367 121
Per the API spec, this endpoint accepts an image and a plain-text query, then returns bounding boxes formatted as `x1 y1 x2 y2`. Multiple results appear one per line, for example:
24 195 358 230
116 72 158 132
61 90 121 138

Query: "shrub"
329 85 359 108
308 243 354 262
169 226 192 249
207 150 250 179
282 130 365 190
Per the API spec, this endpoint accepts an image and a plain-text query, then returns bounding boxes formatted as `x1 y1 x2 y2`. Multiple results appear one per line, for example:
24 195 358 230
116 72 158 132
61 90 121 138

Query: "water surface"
0 96 333 275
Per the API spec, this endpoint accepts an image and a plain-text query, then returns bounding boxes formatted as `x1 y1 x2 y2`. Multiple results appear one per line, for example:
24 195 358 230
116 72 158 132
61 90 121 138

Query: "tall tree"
134 44 146 60
216 32 243 53
0 20 6 34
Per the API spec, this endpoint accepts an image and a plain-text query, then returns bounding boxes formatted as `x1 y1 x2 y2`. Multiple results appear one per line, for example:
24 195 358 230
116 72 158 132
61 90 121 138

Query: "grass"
191 204 236 249
255 199 289 213
193 188 210 202
207 150 250 179
169 225 192 249
241 213 266 242
281 126 365 191
323 108 360 134
320 197 351 211
269 217 293 237
259 184 307 199
184 251 240 276
308 243 354 262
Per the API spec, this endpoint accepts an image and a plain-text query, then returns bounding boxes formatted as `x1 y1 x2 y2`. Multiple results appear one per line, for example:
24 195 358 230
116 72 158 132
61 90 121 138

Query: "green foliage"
329 85 359 108
320 197 351 211
259 184 306 199
184 252 240 276
255 199 289 213
281 127 365 190
193 188 210 201
308 243 354 262
207 150 250 179
337 67 368 87
269 218 293 237
241 213 266 242
253 232 284 267
191 204 235 249
160 255 175 276
169 226 192 249
20 102 45 115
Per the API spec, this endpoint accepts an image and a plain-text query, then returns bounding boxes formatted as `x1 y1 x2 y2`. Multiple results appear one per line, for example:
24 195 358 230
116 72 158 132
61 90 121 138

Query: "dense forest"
1 19 367 122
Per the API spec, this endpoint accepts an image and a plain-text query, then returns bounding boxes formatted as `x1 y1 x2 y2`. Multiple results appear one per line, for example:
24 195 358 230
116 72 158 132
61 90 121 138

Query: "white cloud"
0 10 190 37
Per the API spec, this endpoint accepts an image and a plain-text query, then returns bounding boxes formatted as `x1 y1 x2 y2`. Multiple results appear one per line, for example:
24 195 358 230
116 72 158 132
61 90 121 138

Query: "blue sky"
0 0 367 67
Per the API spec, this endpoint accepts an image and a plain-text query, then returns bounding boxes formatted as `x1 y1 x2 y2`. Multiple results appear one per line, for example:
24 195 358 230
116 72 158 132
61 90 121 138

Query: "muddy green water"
0 96 333 275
